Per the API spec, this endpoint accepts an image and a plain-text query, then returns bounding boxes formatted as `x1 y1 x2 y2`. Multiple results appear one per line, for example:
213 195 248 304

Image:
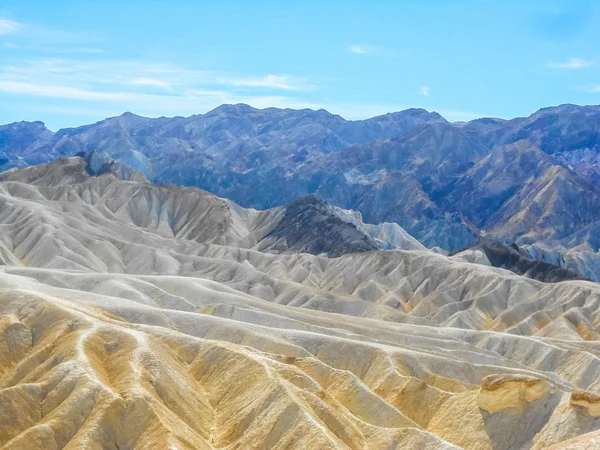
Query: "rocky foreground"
1 158 600 449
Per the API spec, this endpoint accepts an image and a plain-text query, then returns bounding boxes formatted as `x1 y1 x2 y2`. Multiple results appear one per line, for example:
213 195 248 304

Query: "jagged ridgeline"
3 103 600 280
1 156 600 448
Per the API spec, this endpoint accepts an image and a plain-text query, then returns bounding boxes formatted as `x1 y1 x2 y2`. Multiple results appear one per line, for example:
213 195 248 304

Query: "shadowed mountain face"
3 103 600 258
260 196 382 257
258 196 426 257
452 239 588 283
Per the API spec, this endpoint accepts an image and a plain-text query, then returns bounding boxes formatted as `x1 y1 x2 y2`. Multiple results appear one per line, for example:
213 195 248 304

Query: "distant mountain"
461 104 600 186
3 103 600 262
0 120 53 166
304 122 487 250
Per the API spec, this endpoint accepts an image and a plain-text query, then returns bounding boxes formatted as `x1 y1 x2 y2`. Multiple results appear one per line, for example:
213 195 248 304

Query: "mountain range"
3 103 600 277
2 155 600 448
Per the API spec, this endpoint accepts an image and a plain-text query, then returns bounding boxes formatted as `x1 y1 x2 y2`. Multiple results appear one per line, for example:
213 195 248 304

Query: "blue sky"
1 0 600 130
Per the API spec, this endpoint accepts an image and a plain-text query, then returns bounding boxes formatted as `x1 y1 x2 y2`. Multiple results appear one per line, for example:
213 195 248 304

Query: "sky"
1 0 600 130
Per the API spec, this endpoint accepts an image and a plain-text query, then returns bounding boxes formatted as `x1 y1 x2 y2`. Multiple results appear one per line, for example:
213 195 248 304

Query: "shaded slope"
452 239 588 283
258 196 381 257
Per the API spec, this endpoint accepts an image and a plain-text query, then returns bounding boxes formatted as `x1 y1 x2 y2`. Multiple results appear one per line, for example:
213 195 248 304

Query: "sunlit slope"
2 269 600 449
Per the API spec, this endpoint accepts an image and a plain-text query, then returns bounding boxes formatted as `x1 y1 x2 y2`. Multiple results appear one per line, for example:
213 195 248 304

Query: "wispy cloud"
51 47 105 54
0 81 137 101
0 18 21 35
0 57 323 123
0 59 213 89
0 79 315 112
0 16 93 48
547 57 594 69
217 74 311 91
585 85 600 93
0 59 314 93
131 77 170 89
420 86 430 96
348 45 367 54
347 44 379 55
0 54 482 126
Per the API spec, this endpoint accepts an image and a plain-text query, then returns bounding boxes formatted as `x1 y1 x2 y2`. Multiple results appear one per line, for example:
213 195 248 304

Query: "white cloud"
1 59 310 93
420 86 430 96
547 58 594 69
0 59 213 89
0 18 21 35
0 59 321 121
0 81 138 101
52 48 106 54
0 16 92 47
347 44 379 55
348 45 367 54
217 74 310 91
131 77 170 89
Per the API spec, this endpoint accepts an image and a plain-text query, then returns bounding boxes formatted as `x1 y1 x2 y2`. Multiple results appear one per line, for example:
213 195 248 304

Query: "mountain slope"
462 104 600 187
1 158 600 448
0 156 422 261
4 103 600 259
304 122 487 250
0 121 54 167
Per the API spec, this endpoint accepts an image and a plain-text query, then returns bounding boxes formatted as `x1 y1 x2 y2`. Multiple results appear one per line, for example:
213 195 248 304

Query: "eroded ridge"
1 160 600 448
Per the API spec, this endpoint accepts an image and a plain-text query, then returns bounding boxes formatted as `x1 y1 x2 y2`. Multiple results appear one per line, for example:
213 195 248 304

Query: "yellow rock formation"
477 374 554 414
571 391 600 416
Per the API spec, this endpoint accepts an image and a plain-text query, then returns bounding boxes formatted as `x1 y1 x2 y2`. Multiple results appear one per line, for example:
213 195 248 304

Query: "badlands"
1 156 600 449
